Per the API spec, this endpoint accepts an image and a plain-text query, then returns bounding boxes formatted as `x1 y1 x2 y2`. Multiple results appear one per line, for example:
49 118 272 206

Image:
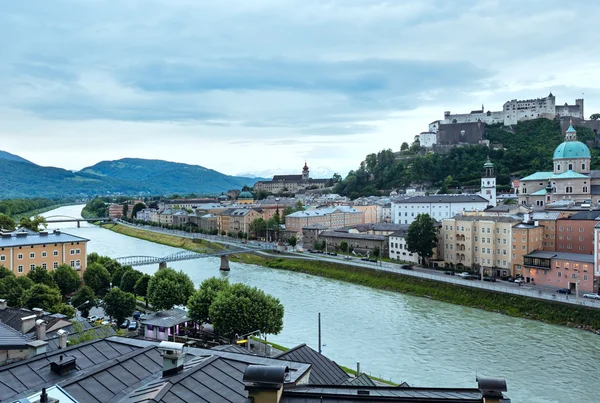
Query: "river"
42 205 600 403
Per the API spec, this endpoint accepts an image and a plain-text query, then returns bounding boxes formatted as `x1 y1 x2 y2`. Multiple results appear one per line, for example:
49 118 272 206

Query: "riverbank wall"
104 223 600 333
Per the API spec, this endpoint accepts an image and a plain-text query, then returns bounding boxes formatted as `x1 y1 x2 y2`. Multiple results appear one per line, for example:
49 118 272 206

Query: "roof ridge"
274 343 306 358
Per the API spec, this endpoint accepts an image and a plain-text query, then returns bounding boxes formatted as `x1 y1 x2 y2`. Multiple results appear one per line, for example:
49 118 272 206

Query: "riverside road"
116 220 599 309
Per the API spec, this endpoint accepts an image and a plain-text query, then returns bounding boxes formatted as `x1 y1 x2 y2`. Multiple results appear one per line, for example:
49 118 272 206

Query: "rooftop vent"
158 341 186 376
50 354 77 376
477 377 507 398
357 390 370 395
53 229 61 235
1 232 11 237
16 232 28 237
39 231 48 236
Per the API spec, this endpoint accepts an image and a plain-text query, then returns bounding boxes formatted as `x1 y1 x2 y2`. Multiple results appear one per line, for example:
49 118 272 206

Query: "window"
579 227 584 233
17 253 23 260
29 252 35 258
584 275 589 281
30 264 35 271
487 238 491 243
512 245 516 250
579 236 584 241
567 227 572 232
18 265 23 273
487 248 491 254
512 253 516 259
583 186 588 193
42 251 47 257
475 246 478 252
558 272 562 278
487 228 490 233
571 273 577 279
503 239 507 244
70 249 75 255
568 163 573 170
475 236 478 242
0 255 4 261
70 260 75 267
53 250 59 256
582 163 586 170
42 263 47 269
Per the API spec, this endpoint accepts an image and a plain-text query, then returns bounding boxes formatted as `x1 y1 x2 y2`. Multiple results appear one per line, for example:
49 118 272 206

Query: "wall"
389 235 419 263
511 226 544 277
556 219 596 254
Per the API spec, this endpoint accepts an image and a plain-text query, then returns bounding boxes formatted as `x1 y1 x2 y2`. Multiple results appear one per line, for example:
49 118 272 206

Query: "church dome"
238 191 254 199
553 141 590 160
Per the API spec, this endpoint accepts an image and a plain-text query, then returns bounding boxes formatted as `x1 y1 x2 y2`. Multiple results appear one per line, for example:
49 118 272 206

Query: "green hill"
0 150 32 164
334 118 599 198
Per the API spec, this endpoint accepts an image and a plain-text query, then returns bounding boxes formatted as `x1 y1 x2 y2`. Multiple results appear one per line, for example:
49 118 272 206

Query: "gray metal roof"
0 230 89 248
394 195 489 204
0 320 30 349
561 211 600 220
524 250 594 263
320 231 387 242
532 212 561 220
211 344 255 355
275 343 349 385
342 373 376 387
140 308 189 328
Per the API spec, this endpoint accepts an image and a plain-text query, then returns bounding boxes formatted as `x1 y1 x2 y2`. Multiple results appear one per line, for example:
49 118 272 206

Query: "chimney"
158 341 186 377
523 213 530 224
32 307 45 317
36 319 47 341
477 377 507 403
0 299 7 310
27 340 48 358
57 329 68 349
21 314 37 333
243 365 288 403
50 354 77 375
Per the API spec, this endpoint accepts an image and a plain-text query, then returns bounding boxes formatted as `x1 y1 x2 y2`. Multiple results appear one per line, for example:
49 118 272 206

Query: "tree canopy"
18 215 47 232
22 284 62 310
27 267 56 288
103 288 136 324
188 277 230 324
406 214 438 265
147 268 195 310
71 285 96 318
83 262 111 296
52 264 82 297
0 214 16 230
120 269 143 294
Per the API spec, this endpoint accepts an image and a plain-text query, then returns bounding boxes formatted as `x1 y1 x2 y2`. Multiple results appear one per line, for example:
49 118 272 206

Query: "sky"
1 0 599 179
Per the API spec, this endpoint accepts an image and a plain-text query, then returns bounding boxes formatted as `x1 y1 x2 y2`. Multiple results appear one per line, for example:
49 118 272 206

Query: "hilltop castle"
428 93 584 131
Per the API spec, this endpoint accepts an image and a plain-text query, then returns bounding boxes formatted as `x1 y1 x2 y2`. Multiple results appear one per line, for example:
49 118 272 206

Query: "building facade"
285 206 364 236
0 229 89 277
555 211 599 254
393 195 490 225
253 163 330 194
389 228 420 264
522 251 594 293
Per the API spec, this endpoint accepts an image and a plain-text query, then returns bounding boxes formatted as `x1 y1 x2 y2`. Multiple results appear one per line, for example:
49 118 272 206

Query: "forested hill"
334 119 599 199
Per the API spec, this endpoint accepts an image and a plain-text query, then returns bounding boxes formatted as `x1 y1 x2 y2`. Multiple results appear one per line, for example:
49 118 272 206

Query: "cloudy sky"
1 0 599 178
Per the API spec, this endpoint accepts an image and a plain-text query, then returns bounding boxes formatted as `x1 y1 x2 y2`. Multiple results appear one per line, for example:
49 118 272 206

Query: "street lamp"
75 300 90 317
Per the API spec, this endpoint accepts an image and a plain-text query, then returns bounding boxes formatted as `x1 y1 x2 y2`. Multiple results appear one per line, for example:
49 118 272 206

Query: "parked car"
483 276 496 282
133 311 141 320
557 288 571 295
87 315 98 323
327 252 337 256
401 265 413 270
457 272 471 278
513 278 525 284
344 256 352 261
128 321 138 331
464 274 480 280
368 258 377 263
361 257 369 261
444 271 455 276
94 318 104 326
583 293 600 300
120 319 130 329
101 320 111 326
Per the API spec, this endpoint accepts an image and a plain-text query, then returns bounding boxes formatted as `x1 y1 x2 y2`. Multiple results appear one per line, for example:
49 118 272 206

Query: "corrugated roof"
562 211 600 220
0 320 30 349
0 231 89 248
140 308 189 328
342 373 376 387
276 343 349 385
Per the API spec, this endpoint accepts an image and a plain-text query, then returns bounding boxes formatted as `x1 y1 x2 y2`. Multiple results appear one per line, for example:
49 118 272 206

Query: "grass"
104 223 225 253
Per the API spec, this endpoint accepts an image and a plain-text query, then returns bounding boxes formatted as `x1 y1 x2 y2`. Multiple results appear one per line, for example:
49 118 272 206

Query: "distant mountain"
0 150 32 164
0 155 263 199
238 166 334 179
79 158 262 195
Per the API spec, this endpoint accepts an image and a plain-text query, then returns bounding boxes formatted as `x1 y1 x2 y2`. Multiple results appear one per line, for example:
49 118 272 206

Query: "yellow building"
511 222 544 278
237 191 254 205
352 204 379 224
0 229 89 277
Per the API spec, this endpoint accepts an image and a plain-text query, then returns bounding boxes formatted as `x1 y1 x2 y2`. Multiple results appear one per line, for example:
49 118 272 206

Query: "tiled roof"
394 195 489 204
275 343 349 385
0 230 88 248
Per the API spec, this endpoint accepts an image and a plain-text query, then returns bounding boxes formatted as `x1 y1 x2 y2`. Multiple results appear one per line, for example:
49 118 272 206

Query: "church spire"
565 119 577 141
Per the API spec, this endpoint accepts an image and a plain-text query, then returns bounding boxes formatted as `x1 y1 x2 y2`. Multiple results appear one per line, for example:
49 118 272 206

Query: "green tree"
339 241 348 253
83 262 111 296
147 268 195 311
103 288 136 324
131 202 146 219
0 214 16 230
18 215 47 231
0 266 12 280
188 277 230 323
111 265 132 288
372 246 380 258
249 218 266 238
401 142 409 151
122 203 129 217
0 275 26 306
208 283 284 339
52 264 82 297
134 274 151 307
51 303 76 318
27 266 57 288
71 286 96 318
22 284 62 310
406 214 438 266
287 236 297 247
590 113 600 120
120 269 143 294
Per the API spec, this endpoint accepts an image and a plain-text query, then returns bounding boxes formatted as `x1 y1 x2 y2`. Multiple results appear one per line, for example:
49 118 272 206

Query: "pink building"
523 251 594 293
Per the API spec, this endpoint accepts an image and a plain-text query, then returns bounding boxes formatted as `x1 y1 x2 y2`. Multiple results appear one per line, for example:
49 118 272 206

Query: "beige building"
218 208 264 234
286 206 364 236
442 216 520 275
253 163 330 194
511 222 544 278
0 229 89 277
352 204 379 224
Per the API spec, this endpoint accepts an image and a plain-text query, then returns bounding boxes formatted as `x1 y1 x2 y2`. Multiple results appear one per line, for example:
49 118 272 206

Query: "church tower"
480 158 497 206
302 162 309 180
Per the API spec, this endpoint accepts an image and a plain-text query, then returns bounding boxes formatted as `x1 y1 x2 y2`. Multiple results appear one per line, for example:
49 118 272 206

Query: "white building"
418 132 437 148
389 229 420 264
136 208 155 222
479 158 497 207
392 195 490 225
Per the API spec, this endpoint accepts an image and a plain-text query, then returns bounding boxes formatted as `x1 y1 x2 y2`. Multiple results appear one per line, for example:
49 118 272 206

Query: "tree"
188 277 230 324
83 262 111 296
147 268 195 311
0 275 26 306
71 286 96 318
332 173 342 183
249 218 266 238
51 303 75 318
27 266 57 288
406 214 438 266
18 215 47 231
131 202 146 219
372 246 380 258
287 236 297 247
0 266 12 280
111 265 132 288
134 274 151 307
0 214 16 230
120 269 143 294
590 113 600 120
208 283 284 339
22 284 62 310
122 203 129 217
52 264 82 297
103 288 136 324
339 241 348 253
401 142 409 151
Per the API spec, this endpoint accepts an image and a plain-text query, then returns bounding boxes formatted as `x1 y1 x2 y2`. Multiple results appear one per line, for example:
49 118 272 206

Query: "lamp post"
75 300 90 318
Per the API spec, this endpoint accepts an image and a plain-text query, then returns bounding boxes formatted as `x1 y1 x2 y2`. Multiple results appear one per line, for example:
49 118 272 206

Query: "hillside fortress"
429 93 584 131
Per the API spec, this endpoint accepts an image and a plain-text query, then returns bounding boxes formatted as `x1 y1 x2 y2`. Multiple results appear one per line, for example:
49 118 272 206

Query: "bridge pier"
159 261 167 270
220 255 230 271
77 220 80 228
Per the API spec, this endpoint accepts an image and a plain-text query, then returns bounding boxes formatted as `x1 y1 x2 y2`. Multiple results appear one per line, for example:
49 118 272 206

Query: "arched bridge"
44 215 111 227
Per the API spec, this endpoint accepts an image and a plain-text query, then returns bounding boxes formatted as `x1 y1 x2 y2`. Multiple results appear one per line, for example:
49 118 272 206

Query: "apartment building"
532 211 564 251
523 251 594 293
0 229 89 276
217 208 264 235
393 195 489 225
442 216 521 276
556 211 600 254
511 222 544 278
285 206 364 236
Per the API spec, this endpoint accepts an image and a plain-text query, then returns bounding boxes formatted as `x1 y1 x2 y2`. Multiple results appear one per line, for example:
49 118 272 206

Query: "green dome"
483 159 494 168
553 141 591 160
238 191 253 199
